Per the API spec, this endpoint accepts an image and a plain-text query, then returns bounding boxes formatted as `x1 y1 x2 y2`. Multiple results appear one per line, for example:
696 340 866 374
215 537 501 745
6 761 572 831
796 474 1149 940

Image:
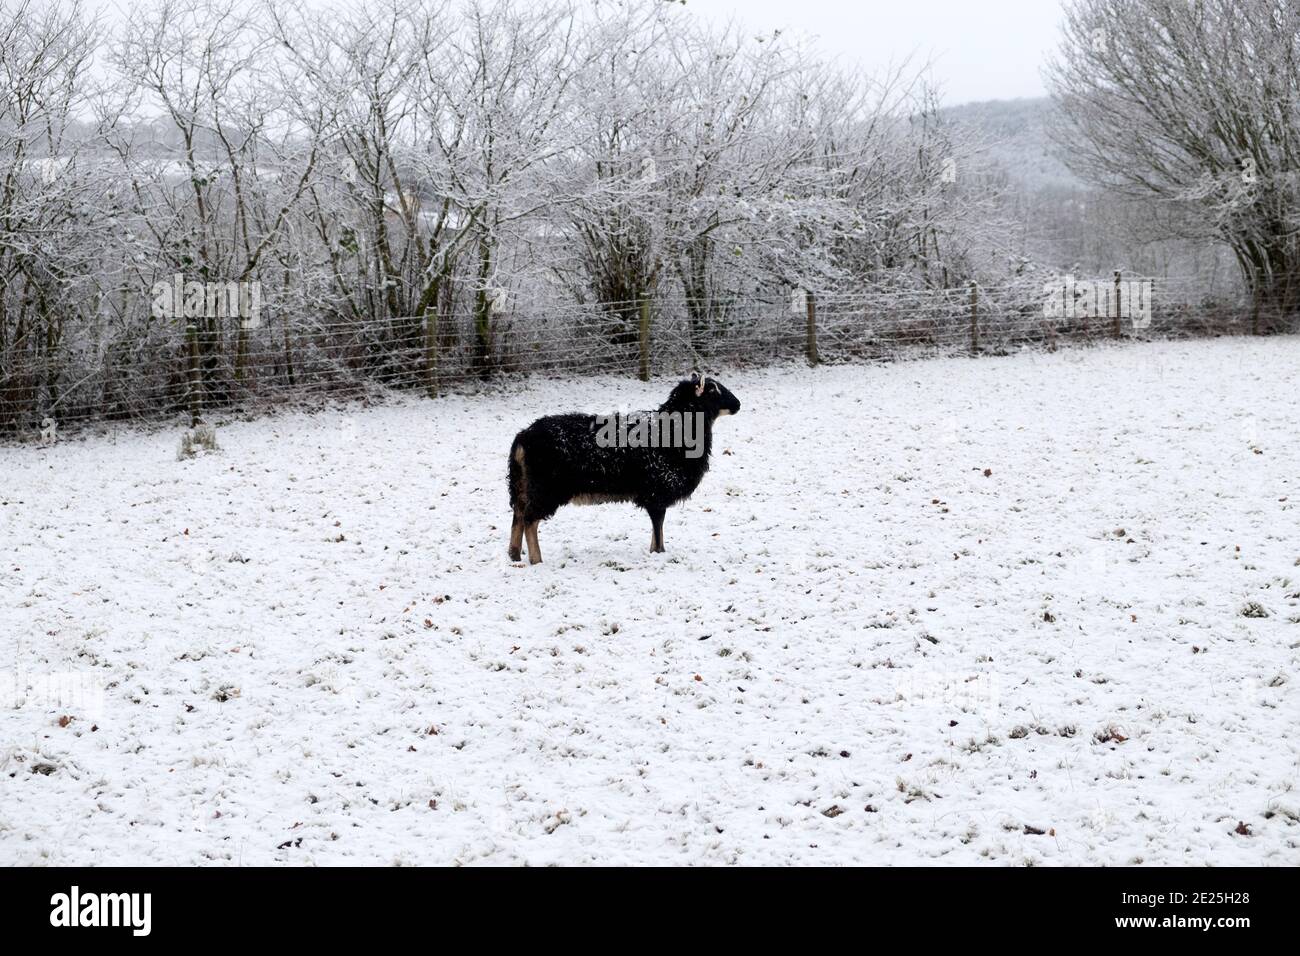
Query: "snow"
2 337 1298 866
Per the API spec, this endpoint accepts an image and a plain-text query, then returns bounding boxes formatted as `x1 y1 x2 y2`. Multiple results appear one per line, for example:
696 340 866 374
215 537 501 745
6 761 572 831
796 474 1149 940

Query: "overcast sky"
680 0 1066 104
83 0 1067 106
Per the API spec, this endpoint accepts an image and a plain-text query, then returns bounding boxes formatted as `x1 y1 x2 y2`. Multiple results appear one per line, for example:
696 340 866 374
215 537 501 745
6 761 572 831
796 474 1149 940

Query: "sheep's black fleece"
507 375 740 559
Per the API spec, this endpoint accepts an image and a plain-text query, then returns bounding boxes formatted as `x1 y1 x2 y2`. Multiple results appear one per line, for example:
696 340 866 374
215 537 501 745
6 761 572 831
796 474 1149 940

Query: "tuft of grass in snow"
178 422 220 460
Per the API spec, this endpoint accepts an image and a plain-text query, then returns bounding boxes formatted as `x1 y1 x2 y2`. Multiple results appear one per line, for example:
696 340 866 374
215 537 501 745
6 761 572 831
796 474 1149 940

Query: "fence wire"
0 271 1288 440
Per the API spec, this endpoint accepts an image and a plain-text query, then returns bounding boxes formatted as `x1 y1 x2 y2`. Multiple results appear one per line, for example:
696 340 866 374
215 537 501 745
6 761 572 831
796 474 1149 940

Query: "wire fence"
0 270 1288 441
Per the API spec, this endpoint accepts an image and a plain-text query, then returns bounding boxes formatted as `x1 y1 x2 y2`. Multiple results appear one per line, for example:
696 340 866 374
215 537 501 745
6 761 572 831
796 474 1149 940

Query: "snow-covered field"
2 337 1298 866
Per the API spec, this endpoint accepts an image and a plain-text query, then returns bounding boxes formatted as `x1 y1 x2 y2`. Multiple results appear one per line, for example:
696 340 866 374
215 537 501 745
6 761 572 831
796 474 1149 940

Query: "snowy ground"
2 337 1298 866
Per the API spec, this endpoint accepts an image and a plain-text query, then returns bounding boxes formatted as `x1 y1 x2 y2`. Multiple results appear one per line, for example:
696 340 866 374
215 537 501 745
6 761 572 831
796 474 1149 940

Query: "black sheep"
507 373 741 563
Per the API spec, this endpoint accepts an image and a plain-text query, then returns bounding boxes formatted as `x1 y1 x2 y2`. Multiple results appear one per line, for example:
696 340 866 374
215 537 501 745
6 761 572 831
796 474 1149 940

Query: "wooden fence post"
637 296 652 382
424 309 439 398
1113 270 1123 338
969 282 979 355
186 321 202 427
282 324 295 388
805 290 820 366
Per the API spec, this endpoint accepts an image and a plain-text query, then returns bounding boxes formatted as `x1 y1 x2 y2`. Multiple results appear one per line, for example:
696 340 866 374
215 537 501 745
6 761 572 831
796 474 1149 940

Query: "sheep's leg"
524 521 543 565
648 506 666 553
508 509 524 562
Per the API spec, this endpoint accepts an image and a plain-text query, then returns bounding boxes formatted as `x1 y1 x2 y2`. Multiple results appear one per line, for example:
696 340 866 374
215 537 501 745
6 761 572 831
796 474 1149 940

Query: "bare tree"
108 0 323 399
0 0 102 423
1047 0 1300 331
271 0 450 387
421 0 583 379
0 0 1034 428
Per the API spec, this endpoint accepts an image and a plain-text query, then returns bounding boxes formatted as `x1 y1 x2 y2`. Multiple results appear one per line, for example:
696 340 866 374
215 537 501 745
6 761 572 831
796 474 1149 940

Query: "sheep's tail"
507 438 530 561
508 437 527 512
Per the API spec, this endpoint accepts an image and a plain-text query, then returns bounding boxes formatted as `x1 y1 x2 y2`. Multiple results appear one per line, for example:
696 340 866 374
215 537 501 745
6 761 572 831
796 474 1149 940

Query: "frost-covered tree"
108 0 322 393
1 0 1027 427
271 0 454 386
1047 0 1300 331
0 0 102 423
421 0 584 379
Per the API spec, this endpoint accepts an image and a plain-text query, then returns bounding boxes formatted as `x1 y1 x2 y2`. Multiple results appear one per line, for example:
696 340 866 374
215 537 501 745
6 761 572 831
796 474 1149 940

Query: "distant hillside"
940 96 1082 192
938 96 1235 277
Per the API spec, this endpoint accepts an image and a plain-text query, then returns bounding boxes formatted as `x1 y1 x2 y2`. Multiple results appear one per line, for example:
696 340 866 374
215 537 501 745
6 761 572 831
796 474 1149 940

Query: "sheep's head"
664 373 741 419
